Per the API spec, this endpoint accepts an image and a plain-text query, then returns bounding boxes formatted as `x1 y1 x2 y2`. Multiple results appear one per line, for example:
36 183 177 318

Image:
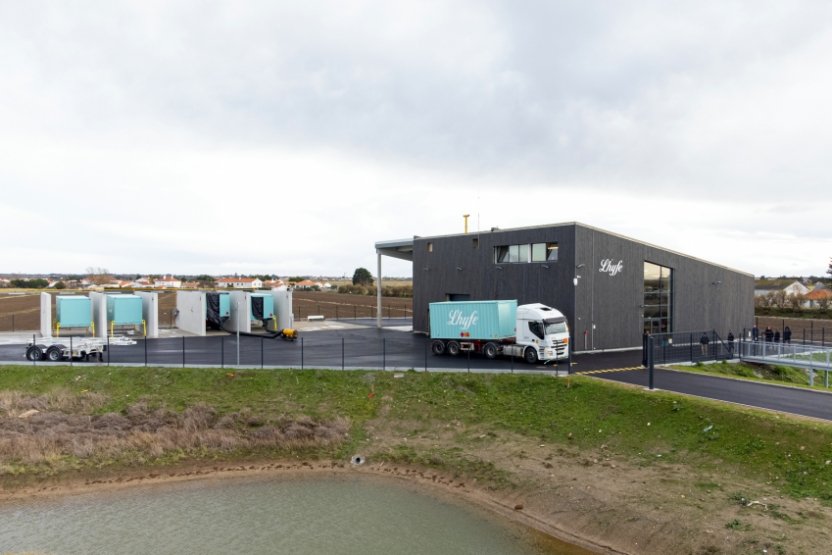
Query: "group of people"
751 325 792 343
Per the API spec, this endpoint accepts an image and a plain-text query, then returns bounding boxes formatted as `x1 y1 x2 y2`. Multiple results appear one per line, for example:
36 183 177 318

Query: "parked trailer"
25 336 137 362
429 300 570 364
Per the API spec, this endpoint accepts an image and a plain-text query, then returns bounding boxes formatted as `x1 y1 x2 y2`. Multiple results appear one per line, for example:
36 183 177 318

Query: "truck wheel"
26 346 43 361
483 342 498 360
447 341 461 356
431 340 446 355
524 347 539 364
46 346 63 362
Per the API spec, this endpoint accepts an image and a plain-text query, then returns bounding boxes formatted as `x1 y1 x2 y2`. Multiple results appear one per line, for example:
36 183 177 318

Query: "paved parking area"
0 319 643 373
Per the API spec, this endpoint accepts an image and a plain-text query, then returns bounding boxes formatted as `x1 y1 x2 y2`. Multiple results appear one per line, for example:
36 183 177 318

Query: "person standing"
752 325 759 341
783 326 792 344
727 331 735 356
765 326 774 342
774 330 781 343
700 332 710 355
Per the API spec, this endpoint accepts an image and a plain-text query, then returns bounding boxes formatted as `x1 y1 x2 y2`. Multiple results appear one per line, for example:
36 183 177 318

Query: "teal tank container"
106 294 143 325
219 292 231 318
56 296 92 328
429 300 517 340
250 293 275 321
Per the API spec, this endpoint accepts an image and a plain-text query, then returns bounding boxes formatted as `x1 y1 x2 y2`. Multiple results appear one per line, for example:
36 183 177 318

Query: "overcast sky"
2 1 830 278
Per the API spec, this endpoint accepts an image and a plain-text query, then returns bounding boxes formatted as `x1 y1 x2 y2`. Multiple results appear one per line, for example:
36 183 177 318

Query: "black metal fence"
643 330 735 366
13 333 550 374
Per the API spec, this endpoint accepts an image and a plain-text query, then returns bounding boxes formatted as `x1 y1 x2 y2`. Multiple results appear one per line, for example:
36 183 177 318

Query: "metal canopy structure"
374 238 414 328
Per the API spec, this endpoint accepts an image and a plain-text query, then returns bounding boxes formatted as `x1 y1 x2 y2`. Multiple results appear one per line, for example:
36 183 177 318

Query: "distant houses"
216 277 264 289
754 278 829 309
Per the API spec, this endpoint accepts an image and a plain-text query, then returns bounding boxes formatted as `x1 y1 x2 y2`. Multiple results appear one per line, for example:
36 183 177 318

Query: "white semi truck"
429 300 570 364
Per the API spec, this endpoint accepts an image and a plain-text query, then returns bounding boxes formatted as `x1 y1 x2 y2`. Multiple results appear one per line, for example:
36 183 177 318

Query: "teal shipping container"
107 294 143 325
429 300 517 340
219 293 231 318
250 293 275 321
56 296 92 328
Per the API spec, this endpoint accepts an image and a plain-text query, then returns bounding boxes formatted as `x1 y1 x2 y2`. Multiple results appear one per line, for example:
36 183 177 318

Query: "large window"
644 262 672 334
495 242 558 264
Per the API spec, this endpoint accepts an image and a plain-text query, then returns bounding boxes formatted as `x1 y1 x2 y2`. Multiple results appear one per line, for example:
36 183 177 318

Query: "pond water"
0 475 593 554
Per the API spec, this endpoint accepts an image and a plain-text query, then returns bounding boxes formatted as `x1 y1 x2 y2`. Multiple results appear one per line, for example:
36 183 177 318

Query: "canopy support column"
376 251 383 328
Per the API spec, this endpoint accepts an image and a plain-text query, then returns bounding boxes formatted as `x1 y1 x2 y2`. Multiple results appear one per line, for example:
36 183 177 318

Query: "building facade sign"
599 258 624 277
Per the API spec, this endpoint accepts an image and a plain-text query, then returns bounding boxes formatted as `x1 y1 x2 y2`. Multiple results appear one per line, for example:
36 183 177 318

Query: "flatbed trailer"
25 336 137 362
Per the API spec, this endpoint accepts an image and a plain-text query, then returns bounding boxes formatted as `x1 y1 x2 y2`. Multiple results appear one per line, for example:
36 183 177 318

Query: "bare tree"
85 267 112 286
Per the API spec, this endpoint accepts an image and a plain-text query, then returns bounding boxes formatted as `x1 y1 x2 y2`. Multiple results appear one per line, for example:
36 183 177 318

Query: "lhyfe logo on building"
599 259 624 277
447 309 479 330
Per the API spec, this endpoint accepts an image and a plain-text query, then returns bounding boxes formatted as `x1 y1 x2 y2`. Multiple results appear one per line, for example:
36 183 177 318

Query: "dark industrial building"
376 222 754 352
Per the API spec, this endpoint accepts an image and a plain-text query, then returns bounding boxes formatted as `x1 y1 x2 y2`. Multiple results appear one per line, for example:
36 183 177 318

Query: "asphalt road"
595 367 832 422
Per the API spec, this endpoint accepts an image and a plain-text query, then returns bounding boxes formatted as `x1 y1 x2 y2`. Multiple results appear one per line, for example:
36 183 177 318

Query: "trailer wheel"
431 340 446 355
483 342 498 360
524 347 539 364
46 346 64 362
446 341 461 356
26 346 43 361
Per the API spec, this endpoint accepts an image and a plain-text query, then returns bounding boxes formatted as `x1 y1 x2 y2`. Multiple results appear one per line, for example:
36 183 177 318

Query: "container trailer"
429 300 569 364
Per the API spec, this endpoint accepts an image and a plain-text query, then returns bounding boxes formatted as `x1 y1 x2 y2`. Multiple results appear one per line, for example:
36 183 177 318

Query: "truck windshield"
544 318 568 335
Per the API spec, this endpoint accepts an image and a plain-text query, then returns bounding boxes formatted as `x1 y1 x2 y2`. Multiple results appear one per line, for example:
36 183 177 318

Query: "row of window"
494 243 559 264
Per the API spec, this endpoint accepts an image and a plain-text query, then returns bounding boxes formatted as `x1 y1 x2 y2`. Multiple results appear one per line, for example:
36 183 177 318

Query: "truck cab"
510 303 570 363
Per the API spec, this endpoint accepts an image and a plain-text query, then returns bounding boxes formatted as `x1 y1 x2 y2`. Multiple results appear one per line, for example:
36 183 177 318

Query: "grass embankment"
1 365 831 503
675 361 831 391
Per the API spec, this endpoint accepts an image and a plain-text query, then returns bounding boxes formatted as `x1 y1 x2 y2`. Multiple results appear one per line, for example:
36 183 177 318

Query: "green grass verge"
672 361 832 391
2 365 832 501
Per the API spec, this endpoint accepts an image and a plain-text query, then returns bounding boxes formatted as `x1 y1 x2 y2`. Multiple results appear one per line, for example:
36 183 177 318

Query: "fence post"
143 335 147 367
689 333 693 362
341 337 345 370
69 336 73 367
261 336 264 369
424 342 428 372
301 337 304 370
11 314 14 332
383 338 386 371
182 336 186 368
648 336 655 390
467 349 471 373
107 334 110 366
221 336 224 368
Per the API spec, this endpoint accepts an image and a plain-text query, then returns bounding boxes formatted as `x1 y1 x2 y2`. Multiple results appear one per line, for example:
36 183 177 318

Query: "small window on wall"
472 238 479 249
427 242 433 252
494 246 509 263
508 245 520 263
546 242 559 261
518 244 531 263
531 243 546 262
